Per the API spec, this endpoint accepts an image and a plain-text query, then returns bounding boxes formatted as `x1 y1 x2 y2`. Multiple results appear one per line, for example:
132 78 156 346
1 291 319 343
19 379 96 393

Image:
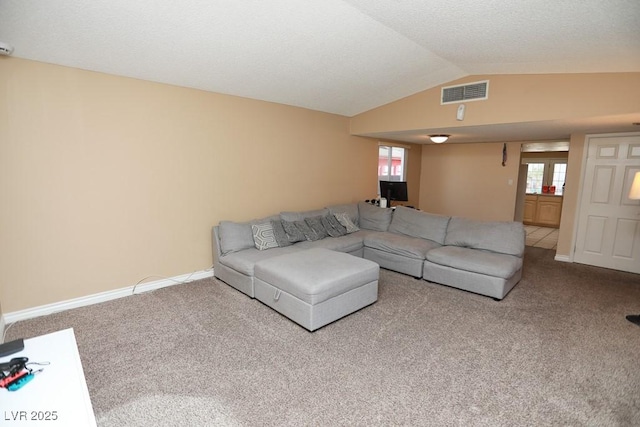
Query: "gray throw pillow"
334 212 359 233
322 214 347 237
294 220 321 241
251 223 279 251
305 216 329 240
282 220 306 243
328 203 359 226
270 220 292 247
280 208 329 222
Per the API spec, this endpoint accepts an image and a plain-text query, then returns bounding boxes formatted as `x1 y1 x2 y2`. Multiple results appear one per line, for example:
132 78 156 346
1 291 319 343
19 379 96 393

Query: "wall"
419 141 521 221
351 73 640 135
0 58 378 313
556 134 587 258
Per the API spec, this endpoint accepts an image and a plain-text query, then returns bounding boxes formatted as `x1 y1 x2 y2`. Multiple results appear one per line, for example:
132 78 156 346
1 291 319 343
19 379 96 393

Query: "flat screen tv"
379 181 408 206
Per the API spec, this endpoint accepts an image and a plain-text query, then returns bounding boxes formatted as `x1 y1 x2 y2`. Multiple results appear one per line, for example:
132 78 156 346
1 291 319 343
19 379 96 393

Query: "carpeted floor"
5 247 640 426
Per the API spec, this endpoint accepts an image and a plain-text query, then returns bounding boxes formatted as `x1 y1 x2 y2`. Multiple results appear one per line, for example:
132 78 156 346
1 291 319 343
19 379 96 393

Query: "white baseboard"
3 269 214 325
554 254 571 263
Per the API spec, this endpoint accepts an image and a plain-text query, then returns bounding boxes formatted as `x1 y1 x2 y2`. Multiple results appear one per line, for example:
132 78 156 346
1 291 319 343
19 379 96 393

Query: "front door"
573 133 640 274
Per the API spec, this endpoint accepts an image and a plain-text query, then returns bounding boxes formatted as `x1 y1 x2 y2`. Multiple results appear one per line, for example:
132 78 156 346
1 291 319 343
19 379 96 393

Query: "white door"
574 133 640 274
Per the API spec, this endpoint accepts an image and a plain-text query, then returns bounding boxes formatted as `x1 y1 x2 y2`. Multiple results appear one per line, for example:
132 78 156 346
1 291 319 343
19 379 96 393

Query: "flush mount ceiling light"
429 135 449 143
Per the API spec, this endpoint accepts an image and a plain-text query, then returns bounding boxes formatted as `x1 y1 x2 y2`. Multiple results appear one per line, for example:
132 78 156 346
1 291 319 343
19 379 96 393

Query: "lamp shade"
629 171 640 200
429 135 449 144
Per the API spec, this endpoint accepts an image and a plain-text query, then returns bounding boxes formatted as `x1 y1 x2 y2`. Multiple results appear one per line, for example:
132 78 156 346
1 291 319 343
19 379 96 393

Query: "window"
378 146 406 182
524 159 567 195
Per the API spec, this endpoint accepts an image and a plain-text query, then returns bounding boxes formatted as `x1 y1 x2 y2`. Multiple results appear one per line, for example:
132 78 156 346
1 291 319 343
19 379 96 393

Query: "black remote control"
0 339 25 358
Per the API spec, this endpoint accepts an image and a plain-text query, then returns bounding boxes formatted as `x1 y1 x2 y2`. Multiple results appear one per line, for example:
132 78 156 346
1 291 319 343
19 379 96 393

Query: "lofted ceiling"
1 0 639 142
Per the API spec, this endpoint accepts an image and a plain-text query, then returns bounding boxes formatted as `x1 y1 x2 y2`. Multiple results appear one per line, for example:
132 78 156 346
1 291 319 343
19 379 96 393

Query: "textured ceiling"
1 0 639 118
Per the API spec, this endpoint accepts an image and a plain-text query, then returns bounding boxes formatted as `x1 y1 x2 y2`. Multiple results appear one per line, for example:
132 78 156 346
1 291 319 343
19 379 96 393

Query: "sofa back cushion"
218 221 255 255
388 206 450 244
218 215 281 255
280 208 329 222
358 201 393 232
444 217 525 257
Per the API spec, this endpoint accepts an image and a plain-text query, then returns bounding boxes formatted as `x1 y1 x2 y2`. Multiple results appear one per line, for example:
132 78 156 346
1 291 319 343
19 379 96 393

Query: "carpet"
5 247 640 426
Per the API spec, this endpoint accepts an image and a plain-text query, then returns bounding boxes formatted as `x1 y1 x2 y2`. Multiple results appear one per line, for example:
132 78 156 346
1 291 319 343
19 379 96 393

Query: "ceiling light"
429 135 449 143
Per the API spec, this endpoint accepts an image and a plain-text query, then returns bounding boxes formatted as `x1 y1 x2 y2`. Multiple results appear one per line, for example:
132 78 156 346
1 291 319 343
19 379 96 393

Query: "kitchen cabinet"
524 195 563 227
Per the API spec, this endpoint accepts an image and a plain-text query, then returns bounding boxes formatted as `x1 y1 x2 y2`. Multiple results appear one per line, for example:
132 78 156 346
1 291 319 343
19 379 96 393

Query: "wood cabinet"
524 195 563 227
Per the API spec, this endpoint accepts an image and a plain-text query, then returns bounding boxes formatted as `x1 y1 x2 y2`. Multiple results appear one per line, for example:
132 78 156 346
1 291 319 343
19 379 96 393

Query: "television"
379 181 408 207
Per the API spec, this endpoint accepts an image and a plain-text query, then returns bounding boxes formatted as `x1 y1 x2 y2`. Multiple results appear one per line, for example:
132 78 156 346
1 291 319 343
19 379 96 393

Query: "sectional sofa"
212 202 525 301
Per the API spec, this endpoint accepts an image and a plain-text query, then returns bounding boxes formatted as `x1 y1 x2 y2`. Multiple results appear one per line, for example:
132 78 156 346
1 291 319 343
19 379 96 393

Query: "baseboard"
3 269 214 325
554 254 571 263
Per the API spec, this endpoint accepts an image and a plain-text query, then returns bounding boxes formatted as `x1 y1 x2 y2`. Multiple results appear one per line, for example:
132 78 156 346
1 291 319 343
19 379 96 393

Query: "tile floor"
524 225 559 250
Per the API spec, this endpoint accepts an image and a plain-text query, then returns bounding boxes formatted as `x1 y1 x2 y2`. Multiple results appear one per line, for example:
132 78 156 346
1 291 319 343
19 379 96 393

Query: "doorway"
514 142 569 230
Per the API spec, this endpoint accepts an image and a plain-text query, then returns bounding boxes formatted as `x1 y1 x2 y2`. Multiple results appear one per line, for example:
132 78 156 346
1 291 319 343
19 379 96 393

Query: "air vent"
441 80 489 104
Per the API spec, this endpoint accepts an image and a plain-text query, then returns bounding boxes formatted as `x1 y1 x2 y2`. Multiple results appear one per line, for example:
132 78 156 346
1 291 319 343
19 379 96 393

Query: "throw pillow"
280 208 329 222
294 220 321 241
282 220 306 243
270 220 292 247
322 214 347 237
251 223 279 250
305 216 329 240
334 212 359 233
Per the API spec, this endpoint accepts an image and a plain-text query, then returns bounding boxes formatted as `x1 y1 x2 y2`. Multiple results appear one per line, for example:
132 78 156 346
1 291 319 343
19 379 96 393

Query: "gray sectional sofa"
212 202 525 301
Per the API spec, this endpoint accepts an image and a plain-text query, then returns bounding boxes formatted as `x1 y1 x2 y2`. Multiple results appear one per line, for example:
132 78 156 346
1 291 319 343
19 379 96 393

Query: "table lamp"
625 171 640 326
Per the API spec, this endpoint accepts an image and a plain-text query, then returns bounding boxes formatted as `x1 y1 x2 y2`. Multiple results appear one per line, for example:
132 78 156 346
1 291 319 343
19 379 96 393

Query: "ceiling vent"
441 80 489 104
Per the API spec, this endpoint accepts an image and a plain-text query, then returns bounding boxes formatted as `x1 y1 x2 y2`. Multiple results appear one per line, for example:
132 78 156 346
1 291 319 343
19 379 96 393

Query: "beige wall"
351 73 640 135
419 141 521 221
0 58 378 313
556 134 587 257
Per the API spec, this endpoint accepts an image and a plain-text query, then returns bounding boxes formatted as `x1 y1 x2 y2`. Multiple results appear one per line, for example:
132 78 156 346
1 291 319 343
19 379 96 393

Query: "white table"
1 328 97 426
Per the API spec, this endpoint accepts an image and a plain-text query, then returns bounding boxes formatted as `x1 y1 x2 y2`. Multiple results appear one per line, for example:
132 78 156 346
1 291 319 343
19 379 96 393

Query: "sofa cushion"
364 231 440 260
388 206 450 244
327 203 359 226
358 202 393 232
445 217 525 257
218 221 254 255
295 231 365 253
426 246 523 279
219 246 300 276
280 208 329 222
218 215 284 255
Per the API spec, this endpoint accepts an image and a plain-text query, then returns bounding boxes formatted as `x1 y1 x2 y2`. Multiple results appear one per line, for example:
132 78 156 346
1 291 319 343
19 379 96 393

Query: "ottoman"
253 248 379 331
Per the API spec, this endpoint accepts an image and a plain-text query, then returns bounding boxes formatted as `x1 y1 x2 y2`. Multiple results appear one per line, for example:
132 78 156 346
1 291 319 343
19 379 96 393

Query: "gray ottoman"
254 248 379 331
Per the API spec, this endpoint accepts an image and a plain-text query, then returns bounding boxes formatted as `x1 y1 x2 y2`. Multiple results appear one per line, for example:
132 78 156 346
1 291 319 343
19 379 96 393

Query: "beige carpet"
5 247 640 426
